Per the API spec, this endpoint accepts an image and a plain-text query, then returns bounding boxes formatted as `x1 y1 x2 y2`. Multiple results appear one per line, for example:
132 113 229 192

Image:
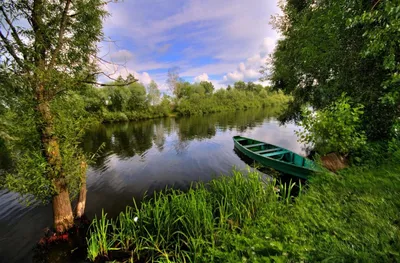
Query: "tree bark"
75 161 87 218
53 180 74 233
36 84 74 233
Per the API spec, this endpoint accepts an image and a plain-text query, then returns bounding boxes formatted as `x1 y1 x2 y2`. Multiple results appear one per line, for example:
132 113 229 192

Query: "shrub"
297 94 367 155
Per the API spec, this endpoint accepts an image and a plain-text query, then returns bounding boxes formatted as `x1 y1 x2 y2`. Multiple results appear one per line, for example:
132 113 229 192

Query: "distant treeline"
80 76 290 123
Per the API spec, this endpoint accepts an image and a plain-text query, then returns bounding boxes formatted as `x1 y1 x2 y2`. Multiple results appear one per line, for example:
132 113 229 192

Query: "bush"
297 94 367 155
102 112 128 123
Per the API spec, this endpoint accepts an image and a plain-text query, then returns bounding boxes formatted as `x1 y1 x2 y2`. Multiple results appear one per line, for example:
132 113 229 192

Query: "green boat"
233 136 320 179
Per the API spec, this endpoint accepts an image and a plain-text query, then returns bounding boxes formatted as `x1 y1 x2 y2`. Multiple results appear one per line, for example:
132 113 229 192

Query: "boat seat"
236 138 247 142
263 150 290 157
244 143 265 148
254 148 281 154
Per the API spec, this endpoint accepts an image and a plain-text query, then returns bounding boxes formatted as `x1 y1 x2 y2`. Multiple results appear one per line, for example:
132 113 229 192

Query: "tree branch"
0 6 29 60
0 30 25 69
371 0 382 10
48 0 71 69
80 80 138 87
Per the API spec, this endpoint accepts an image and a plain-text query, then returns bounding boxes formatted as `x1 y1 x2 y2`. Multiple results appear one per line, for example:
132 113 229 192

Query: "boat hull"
233 136 319 179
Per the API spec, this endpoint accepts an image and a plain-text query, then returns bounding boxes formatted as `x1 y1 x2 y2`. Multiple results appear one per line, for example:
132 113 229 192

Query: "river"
0 108 304 262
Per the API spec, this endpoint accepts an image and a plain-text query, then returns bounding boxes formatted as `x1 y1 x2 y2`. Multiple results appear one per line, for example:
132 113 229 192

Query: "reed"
86 170 279 261
86 210 116 261
87 163 400 262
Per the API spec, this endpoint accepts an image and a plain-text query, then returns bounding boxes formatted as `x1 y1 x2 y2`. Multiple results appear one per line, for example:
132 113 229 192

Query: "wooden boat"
233 136 320 179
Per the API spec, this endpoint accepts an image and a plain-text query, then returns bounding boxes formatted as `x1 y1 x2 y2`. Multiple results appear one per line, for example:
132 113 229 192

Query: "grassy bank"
86 160 400 262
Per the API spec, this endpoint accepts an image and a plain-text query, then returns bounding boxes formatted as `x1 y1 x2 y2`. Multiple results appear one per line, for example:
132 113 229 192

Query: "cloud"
134 72 152 86
101 0 281 85
180 62 238 77
157 43 172 53
194 73 209 82
109 49 134 63
222 37 278 84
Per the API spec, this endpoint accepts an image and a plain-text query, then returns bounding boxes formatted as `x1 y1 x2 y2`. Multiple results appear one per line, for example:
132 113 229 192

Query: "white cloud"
101 0 281 85
134 72 152 86
157 43 172 53
180 62 238 77
222 37 278 84
194 73 209 82
109 49 134 63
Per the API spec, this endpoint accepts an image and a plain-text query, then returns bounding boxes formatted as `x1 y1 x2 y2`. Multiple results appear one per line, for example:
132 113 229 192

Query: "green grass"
87 163 400 262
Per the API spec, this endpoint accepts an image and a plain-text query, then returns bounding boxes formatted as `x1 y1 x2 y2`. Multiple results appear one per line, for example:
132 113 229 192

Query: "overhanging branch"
0 30 25 69
0 6 29 60
81 79 138 87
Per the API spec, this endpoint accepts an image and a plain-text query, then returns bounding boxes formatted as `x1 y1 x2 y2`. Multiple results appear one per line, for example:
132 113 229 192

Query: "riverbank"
86 158 400 262
100 89 290 123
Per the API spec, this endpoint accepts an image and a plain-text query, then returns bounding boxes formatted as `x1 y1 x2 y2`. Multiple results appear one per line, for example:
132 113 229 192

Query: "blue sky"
99 0 281 91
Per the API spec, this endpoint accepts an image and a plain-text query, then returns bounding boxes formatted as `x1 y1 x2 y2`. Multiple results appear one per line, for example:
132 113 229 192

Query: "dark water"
0 108 304 262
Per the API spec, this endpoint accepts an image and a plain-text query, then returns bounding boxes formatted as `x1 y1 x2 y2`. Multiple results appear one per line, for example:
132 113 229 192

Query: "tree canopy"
0 0 109 231
265 0 400 140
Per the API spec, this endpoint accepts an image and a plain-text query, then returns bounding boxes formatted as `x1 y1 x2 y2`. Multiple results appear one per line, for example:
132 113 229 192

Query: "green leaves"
267 0 400 140
296 95 366 155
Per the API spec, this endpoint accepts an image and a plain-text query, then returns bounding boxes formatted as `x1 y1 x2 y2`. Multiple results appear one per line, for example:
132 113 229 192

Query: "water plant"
86 170 293 261
86 210 116 261
87 163 400 262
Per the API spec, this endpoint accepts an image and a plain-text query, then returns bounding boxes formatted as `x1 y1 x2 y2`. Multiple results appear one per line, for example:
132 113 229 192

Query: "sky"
99 0 281 91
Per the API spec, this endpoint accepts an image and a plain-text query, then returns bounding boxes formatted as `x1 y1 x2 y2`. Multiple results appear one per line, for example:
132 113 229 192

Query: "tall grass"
86 170 284 262
86 210 116 261
87 164 400 262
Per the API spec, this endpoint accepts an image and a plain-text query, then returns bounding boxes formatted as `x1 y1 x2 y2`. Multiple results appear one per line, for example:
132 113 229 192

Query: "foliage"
175 84 289 116
0 0 108 216
87 162 400 262
296 95 367 155
2 90 96 202
265 0 400 140
199 81 214 95
351 0 400 106
77 80 290 123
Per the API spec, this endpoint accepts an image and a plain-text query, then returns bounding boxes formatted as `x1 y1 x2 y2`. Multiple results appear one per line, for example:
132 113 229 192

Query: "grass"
87 163 400 262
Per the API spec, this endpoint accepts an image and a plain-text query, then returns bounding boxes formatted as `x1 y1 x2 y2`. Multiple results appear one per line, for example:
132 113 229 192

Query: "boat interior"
235 137 310 168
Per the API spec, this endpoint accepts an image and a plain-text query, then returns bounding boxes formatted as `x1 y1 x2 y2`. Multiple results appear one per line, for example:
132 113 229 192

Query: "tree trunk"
36 84 74 233
53 180 74 233
75 161 87 218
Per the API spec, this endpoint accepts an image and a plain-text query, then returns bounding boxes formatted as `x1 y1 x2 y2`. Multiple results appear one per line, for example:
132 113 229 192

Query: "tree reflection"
82 108 281 167
82 120 156 167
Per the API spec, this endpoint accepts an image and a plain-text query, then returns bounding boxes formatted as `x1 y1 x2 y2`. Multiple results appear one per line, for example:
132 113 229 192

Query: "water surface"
0 108 304 262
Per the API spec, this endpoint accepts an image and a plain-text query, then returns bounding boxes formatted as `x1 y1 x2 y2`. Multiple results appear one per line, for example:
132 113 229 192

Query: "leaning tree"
0 0 119 232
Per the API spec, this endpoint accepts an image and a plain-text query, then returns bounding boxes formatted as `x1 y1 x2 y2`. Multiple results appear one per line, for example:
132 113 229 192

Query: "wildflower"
134 216 139 222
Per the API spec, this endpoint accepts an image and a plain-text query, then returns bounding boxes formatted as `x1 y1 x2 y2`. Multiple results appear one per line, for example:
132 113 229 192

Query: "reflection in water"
0 108 303 262
82 108 281 162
